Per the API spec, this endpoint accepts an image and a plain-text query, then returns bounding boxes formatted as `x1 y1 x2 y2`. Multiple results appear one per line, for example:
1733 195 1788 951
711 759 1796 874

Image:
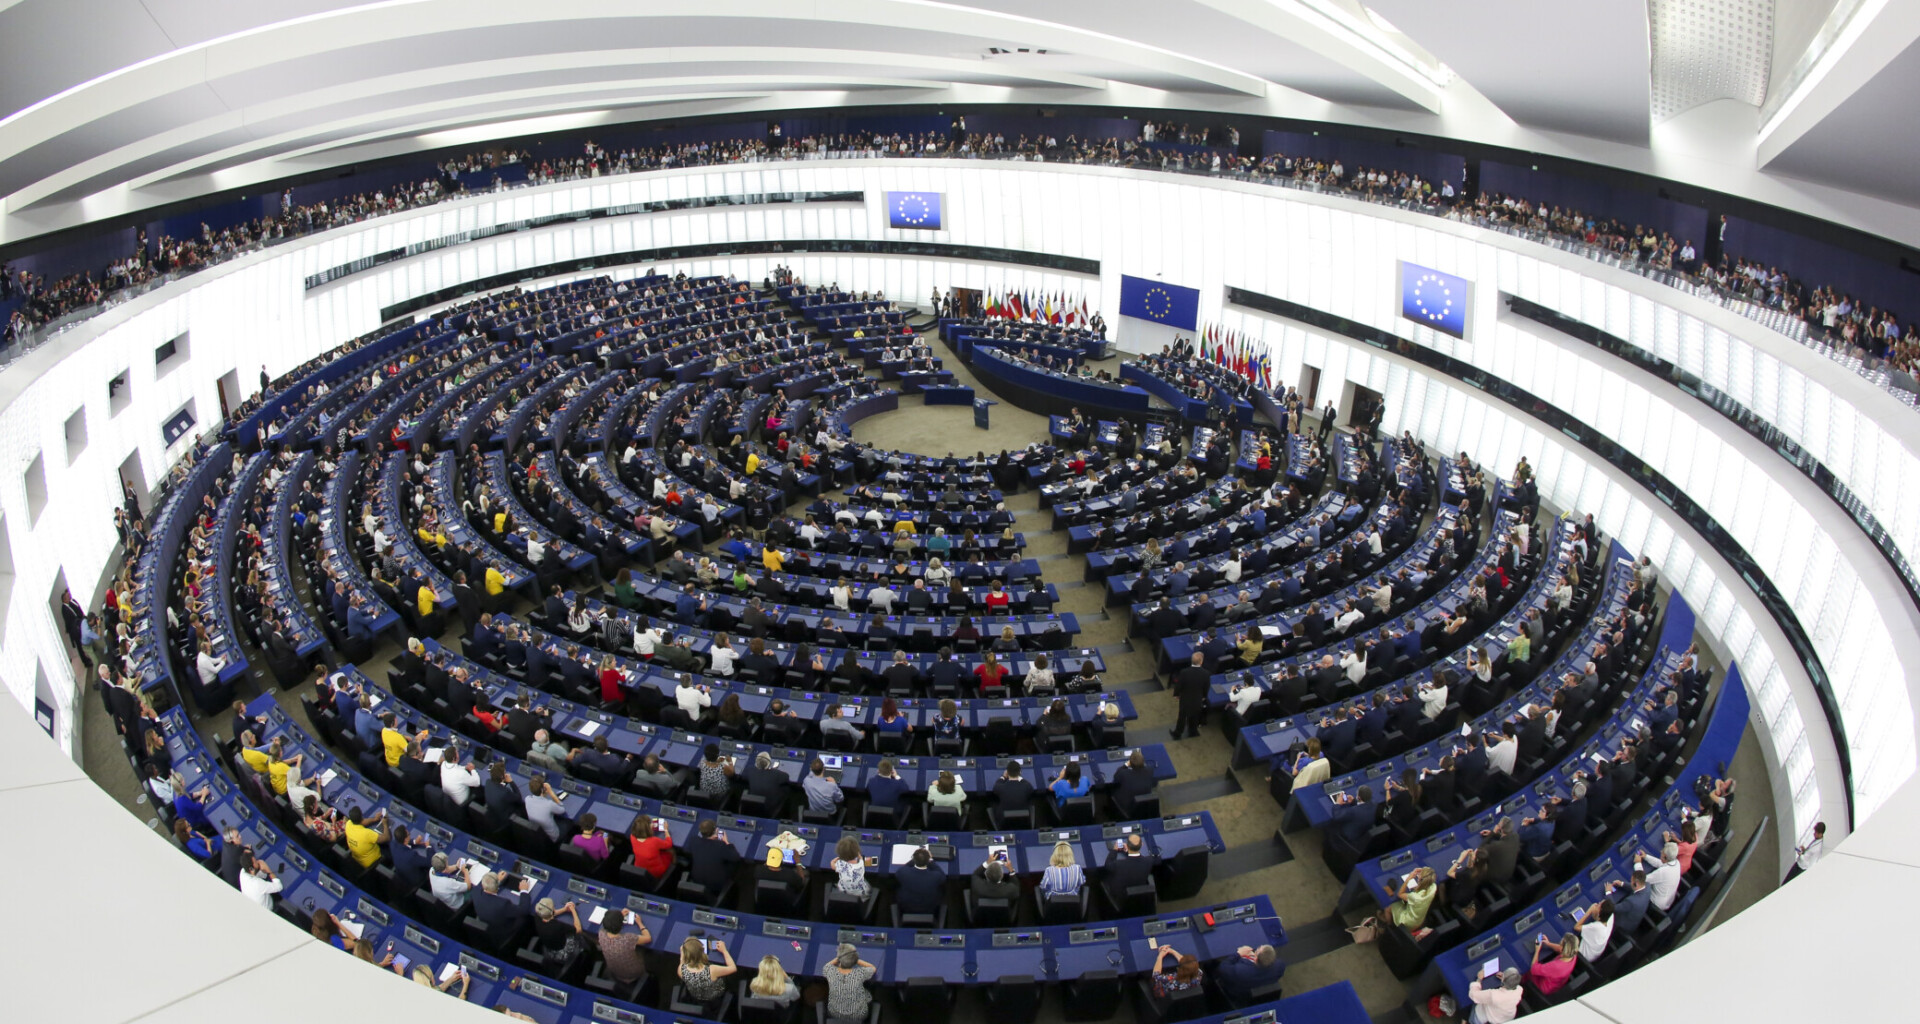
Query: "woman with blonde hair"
1040 841 1084 896
749 955 800 1006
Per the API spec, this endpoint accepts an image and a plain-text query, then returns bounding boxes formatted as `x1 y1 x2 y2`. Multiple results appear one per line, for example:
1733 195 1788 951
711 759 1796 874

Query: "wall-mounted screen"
1399 262 1471 339
886 191 943 229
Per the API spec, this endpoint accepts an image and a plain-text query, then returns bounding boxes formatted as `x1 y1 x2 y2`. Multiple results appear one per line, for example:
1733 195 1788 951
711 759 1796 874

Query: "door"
1299 364 1321 409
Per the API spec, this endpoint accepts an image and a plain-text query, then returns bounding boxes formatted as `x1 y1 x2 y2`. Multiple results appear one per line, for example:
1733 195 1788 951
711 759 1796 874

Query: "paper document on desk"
423 748 445 764
890 844 923 865
1481 960 1500 978
339 918 366 941
579 721 602 736
439 962 461 984
588 905 608 926
318 769 338 788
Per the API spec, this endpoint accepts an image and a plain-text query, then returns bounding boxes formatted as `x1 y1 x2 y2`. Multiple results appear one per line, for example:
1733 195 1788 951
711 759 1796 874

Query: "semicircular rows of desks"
930 319 1750 1013
112 273 1410 1024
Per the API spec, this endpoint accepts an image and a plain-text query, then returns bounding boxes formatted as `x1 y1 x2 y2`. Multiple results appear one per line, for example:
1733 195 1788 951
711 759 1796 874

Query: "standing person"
1786 821 1825 881
1172 651 1211 740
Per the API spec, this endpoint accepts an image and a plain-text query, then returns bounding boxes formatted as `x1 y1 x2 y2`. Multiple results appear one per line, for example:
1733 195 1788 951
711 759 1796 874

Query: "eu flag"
1399 262 1471 339
886 191 943 229
1119 274 1200 330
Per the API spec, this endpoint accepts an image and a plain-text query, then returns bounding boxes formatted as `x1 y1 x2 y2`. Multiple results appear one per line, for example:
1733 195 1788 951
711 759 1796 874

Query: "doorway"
1299 364 1322 409
950 287 982 318
1348 384 1385 437
215 368 241 424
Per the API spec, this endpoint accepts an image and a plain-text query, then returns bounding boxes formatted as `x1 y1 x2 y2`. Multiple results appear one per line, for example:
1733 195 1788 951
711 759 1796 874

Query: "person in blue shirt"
1327 785 1376 850
174 818 222 862
866 759 910 812
173 785 216 831
1519 807 1558 859
1048 761 1092 807
1607 870 1652 935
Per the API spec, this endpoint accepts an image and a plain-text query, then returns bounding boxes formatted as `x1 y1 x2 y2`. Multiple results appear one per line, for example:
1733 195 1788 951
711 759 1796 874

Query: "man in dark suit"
686 819 743 894
1515 707 1549 767
1146 599 1186 641
1328 786 1377 851
1272 668 1309 716
1110 750 1157 817
1318 707 1359 764
542 586 567 627
991 762 1035 820
1215 945 1286 1007
971 857 1020 904
473 871 534 933
1172 652 1212 740
389 826 433 895
882 651 920 694
894 848 947 917
451 573 481 634
1309 655 1342 705
1478 817 1521 885
1103 834 1161 901
1607 870 1652 935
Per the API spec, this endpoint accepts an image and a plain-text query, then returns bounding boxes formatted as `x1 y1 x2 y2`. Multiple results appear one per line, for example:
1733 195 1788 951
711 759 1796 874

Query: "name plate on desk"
284 848 310 873
317 874 346 898
692 909 739 930
1425 834 1452 854
664 805 697 821
1069 927 1119 945
357 780 384 804
991 932 1045 947
404 924 440 954
1141 917 1190 936
389 805 416 824
1555 883 1583 908
233 800 252 821
996 756 1032 769
1162 815 1202 830
255 823 280 847
1531 779 1555 797
939 758 972 769
1223 1012 1278 1024
356 899 391 926
593 1001 648 1024
1467 935 1503 960
554 777 591 796
468 842 501 863
914 933 966 948
1513 908 1546 935
1210 904 1257 923
607 792 646 810
1379 850 1415 871
456 953 501 984
1366 764 1395 779
1101 822 1141 840
839 928 891 947
1039 830 1079 844
1502 795 1529 814
1640 810 1662 834
569 878 609 901
762 921 812 939
513 860 551 883
426 822 456 843
629 896 671 917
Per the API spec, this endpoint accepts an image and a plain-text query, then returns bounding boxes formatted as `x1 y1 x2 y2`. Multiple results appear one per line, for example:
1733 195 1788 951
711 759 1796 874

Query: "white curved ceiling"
2 0 1920 245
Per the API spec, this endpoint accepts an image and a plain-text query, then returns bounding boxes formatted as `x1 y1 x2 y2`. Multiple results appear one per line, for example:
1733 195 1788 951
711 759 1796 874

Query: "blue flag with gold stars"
886 191 943 229
1119 275 1199 330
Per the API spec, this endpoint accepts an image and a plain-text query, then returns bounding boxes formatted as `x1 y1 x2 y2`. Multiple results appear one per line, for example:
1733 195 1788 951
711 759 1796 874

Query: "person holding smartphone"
831 836 874 897
678 936 737 1008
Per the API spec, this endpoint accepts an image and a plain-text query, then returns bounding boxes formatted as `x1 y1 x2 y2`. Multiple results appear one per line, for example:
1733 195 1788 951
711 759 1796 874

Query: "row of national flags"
1197 323 1273 391
982 288 1090 327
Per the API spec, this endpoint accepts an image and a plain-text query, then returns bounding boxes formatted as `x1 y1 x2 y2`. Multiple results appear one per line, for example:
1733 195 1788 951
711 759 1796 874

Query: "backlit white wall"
5 160 1914 850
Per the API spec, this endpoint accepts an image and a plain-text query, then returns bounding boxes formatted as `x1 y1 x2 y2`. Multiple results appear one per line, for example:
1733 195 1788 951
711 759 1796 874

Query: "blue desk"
1427 663 1748 1008
921 385 975 406
969 346 1149 414
1287 539 1629 830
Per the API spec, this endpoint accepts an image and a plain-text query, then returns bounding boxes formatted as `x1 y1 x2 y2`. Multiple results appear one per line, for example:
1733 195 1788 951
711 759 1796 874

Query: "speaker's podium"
974 398 996 429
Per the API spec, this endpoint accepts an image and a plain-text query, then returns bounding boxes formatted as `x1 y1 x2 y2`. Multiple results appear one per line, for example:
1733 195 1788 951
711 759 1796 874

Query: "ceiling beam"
1757 0 1920 166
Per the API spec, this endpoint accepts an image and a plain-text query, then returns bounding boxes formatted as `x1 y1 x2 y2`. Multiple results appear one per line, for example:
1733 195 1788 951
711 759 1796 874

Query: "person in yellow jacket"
416 524 448 551
762 546 784 572
416 582 436 619
745 450 761 475
484 565 506 597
